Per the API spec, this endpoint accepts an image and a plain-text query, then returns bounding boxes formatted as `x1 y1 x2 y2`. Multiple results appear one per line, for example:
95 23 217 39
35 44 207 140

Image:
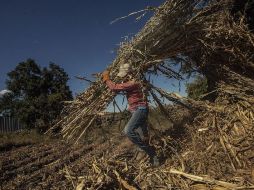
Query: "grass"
0 129 52 152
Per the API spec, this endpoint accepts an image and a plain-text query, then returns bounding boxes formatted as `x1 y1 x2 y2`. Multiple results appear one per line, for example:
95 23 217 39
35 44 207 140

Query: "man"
102 64 159 167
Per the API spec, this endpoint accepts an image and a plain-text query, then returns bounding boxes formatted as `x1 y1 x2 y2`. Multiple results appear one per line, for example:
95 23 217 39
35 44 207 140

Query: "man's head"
117 63 132 78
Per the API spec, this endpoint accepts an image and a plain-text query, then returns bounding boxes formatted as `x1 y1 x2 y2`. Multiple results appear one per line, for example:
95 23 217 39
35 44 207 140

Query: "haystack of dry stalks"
48 0 254 189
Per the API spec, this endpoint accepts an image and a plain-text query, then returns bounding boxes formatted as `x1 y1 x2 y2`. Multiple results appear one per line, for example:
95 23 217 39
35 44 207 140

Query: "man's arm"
102 70 139 91
106 80 139 92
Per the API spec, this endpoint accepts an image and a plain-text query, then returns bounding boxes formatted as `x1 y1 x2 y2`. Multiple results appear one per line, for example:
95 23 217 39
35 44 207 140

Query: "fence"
0 117 23 133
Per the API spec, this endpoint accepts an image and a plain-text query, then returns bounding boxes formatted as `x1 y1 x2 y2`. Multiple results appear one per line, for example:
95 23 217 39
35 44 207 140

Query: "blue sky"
0 0 188 101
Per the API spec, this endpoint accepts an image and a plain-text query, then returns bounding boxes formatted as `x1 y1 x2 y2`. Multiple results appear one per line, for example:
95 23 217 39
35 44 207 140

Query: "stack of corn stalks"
47 0 238 141
58 104 252 189
60 100 253 189
49 0 254 187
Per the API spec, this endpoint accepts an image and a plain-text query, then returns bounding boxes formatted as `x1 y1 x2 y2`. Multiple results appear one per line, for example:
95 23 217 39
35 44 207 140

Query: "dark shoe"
150 156 160 167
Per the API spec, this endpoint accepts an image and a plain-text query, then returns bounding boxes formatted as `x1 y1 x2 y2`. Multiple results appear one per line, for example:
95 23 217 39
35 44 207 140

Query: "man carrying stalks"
102 63 159 167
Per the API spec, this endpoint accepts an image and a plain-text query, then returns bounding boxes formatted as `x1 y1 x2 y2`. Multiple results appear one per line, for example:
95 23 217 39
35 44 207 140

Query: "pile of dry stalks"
62 100 253 190
48 0 254 189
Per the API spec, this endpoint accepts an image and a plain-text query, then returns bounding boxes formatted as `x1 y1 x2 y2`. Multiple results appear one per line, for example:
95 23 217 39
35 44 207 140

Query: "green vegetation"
186 75 208 100
0 59 72 132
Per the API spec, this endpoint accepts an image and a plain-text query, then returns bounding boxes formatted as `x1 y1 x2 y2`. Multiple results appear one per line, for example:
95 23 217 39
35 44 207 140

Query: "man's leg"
123 108 155 158
139 112 149 143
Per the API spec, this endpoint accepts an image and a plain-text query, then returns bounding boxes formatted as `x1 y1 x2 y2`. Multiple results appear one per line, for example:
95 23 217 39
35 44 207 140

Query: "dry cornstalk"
169 168 238 189
114 170 138 190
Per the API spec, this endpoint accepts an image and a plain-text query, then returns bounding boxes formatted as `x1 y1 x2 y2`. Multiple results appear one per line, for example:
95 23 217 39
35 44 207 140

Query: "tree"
0 93 14 116
3 59 72 131
186 75 208 100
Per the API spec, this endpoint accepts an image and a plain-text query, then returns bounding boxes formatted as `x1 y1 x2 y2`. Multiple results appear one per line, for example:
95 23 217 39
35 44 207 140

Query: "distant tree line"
0 59 72 132
186 75 208 100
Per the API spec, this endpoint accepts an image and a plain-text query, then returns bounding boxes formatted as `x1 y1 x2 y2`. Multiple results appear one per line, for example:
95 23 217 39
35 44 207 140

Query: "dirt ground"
0 116 183 190
1 105 253 190
0 133 141 190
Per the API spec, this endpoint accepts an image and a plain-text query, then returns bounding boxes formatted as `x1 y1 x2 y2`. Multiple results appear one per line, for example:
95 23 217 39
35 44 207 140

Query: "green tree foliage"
2 59 72 131
186 75 208 100
0 93 14 116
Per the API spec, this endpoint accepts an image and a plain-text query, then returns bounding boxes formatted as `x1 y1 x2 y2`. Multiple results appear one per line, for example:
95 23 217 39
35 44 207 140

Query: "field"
1 105 253 190
0 133 134 189
0 110 185 190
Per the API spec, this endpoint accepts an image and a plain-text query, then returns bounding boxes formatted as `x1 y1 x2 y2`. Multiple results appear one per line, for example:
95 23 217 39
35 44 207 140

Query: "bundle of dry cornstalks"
48 0 254 188
48 0 253 142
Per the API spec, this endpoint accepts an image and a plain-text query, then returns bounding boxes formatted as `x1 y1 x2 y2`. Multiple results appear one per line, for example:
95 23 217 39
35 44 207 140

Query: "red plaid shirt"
106 80 148 112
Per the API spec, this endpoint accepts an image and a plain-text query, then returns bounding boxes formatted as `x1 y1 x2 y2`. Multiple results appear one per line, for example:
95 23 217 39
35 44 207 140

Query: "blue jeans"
123 107 156 158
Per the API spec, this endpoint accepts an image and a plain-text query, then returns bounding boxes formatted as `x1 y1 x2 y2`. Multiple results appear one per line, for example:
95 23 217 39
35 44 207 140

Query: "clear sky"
0 0 188 100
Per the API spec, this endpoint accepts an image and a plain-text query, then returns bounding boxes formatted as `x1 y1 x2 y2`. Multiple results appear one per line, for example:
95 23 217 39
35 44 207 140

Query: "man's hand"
102 70 110 82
